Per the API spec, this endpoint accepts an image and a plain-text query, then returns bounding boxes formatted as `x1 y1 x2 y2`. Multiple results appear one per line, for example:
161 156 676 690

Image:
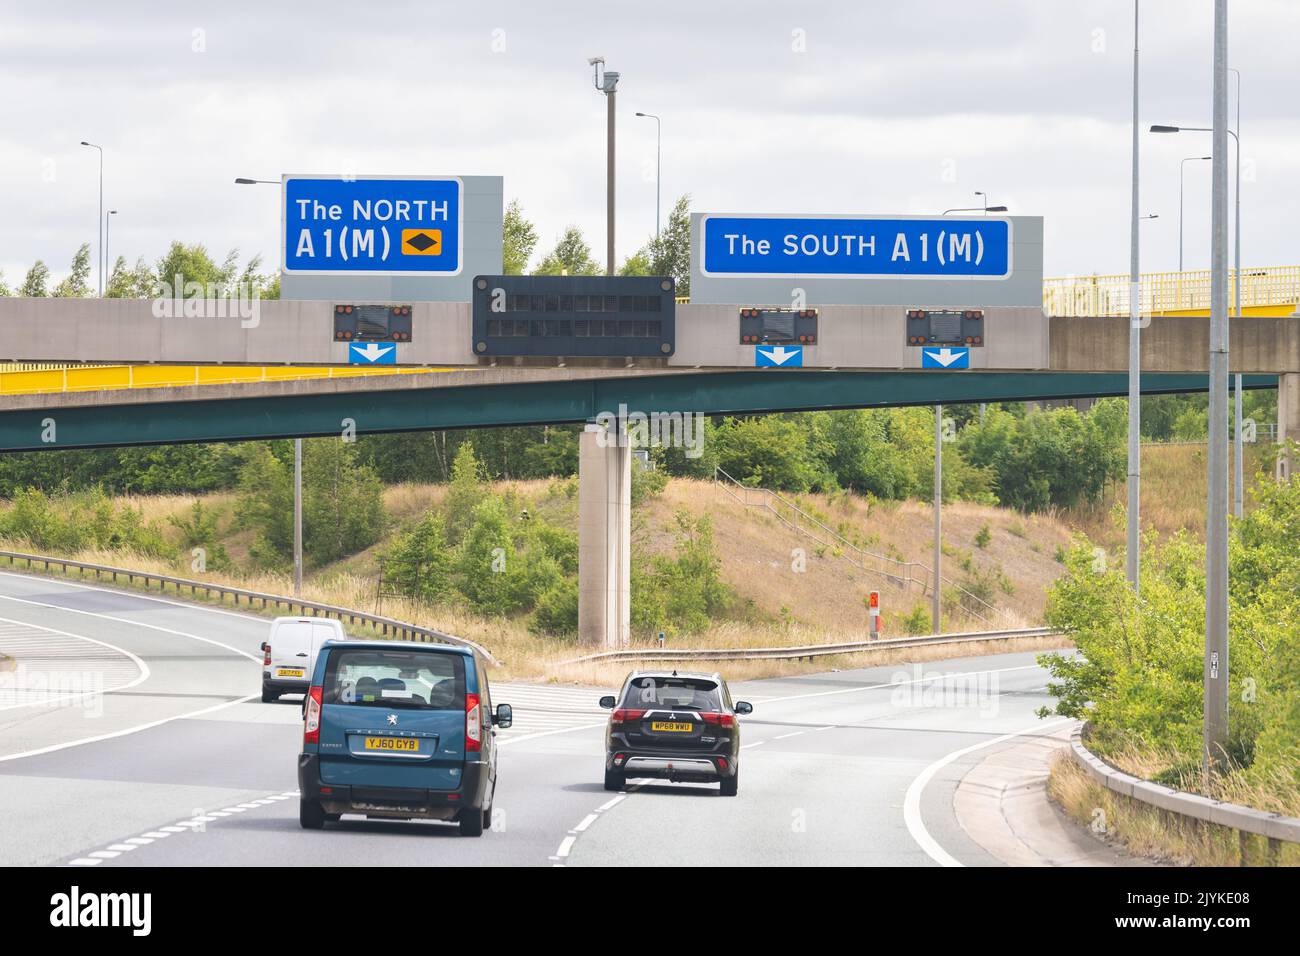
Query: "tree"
533 226 601 276
443 441 485 545
384 512 454 603
502 200 539 275
19 260 50 297
51 243 93 297
0 270 10 296
234 443 294 567
302 438 386 565
623 194 692 294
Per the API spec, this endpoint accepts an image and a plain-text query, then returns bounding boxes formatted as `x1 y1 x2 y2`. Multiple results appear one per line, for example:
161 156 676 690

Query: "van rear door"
317 647 468 791
270 620 316 681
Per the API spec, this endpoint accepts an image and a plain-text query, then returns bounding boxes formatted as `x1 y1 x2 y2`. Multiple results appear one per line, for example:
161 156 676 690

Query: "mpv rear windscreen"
323 649 465 710
622 676 721 711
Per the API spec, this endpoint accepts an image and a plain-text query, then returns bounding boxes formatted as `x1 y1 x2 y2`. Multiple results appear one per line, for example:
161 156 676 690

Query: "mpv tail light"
701 712 735 729
263 644 272 666
304 685 323 745
465 693 482 752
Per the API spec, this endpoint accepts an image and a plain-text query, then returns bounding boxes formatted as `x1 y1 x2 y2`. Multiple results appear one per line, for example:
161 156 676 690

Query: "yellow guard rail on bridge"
1044 264 1300 317
0 363 447 396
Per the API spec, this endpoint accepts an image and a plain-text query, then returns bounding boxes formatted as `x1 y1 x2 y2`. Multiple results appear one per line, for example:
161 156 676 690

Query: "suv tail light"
611 708 646 724
700 712 735 729
303 686 323 745
465 693 482 752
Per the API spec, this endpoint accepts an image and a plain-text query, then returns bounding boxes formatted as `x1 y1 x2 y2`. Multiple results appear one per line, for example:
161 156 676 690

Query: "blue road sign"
701 215 1011 279
283 176 462 276
756 344 803 367
921 346 970 369
348 342 397 365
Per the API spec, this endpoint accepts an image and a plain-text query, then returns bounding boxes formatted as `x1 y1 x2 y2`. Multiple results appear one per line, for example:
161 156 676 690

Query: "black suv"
599 671 752 796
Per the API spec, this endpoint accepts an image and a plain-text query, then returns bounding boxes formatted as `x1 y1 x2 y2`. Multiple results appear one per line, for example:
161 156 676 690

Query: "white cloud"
2 0 1296 288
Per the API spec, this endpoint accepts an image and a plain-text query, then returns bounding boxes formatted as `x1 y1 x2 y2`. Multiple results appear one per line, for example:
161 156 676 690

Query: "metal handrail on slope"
712 467 1016 627
561 626 1063 664
0 549 495 665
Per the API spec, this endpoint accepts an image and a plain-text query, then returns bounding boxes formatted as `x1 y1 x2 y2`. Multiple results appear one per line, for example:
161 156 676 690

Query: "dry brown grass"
1048 748 1300 867
1064 443 1273 551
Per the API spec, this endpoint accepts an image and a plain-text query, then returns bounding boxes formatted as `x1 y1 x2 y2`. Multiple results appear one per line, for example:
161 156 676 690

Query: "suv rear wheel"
720 769 739 797
299 799 326 829
603 769 625 792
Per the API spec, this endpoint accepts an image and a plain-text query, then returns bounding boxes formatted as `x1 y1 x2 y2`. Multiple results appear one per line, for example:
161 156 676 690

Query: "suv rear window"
323 649 465 710
622 676 722 711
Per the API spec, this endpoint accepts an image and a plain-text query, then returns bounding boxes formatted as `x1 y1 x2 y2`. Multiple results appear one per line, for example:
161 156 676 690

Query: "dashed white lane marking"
549 781 645 865
773 731 804 740
63 790 301 867
903 717 1074 867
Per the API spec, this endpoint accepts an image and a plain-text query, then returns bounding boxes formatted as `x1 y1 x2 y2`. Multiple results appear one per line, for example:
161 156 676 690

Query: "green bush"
0 487 172 558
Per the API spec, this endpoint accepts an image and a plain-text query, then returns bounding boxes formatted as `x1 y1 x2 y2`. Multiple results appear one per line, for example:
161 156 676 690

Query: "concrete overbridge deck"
0 296 1293 451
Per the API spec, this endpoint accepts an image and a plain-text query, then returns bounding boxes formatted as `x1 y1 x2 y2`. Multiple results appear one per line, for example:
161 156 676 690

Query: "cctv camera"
587 56 604 66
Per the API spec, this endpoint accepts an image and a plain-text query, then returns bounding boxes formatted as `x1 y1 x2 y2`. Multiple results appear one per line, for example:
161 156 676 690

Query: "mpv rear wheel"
261 685 278 703
299 799 326 829
459 808 485 837
603 770 625 792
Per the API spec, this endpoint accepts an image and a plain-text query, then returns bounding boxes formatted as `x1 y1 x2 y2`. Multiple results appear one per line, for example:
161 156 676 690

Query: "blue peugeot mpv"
298 640 511 836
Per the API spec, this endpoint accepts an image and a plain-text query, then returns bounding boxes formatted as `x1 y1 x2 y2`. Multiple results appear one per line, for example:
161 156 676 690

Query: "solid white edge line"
750 663 1044 706
902 717 1075 867
0 613 151 711
0 568 275 625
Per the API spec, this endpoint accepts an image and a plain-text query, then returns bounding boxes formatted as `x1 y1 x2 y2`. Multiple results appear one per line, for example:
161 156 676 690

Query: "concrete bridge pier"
578 421 631 648
1278 372 1300 481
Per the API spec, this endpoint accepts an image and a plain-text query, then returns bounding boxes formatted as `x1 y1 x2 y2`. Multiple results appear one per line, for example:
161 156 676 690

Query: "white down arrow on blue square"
755 344 803 367
921 346 969 369
348 342 397 365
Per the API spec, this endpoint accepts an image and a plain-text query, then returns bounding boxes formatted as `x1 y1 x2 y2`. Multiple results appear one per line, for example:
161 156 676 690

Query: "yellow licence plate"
363 736 420 752
650 721 693 733
277 668 305 678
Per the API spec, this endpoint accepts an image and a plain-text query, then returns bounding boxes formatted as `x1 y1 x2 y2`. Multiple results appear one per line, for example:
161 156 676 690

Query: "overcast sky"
1 0 1295 289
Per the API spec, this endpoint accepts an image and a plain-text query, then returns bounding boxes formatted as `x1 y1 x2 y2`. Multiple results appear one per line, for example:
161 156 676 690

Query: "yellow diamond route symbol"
401 229 442 256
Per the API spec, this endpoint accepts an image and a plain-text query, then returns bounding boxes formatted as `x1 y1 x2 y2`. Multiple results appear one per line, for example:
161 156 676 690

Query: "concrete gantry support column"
1277 372 1300 482
578 422 631 648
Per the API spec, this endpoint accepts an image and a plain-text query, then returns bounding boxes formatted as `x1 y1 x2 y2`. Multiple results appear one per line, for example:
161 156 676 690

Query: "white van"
260 617 346 702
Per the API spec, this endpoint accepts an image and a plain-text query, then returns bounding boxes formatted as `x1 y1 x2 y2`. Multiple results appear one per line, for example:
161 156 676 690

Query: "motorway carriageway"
0 570 1075 867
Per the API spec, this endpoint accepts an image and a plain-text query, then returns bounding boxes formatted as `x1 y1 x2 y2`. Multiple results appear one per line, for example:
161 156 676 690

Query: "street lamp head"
1150 125 1181 133
234 177 258 184
986 205 1009 212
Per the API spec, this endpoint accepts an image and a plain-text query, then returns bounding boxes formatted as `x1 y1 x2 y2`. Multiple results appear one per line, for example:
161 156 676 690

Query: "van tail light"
304 686 323 745
465 693 482 752
611 708 646 724
263 644 271 666
700 712 735 729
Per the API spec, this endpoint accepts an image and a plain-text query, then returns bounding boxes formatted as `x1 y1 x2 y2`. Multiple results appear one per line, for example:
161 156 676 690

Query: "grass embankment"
0 476 1077 682
1049 749 1300 867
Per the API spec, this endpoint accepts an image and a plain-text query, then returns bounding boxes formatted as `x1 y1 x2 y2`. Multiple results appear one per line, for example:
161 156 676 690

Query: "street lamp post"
941 205 1008 215
234 175 300 594
1179 156 1212 272
80 141 103 296
590 59 620 275
105 210 117 290
1126 0 1142 594
1153 112 1244 523
635 112 661 238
